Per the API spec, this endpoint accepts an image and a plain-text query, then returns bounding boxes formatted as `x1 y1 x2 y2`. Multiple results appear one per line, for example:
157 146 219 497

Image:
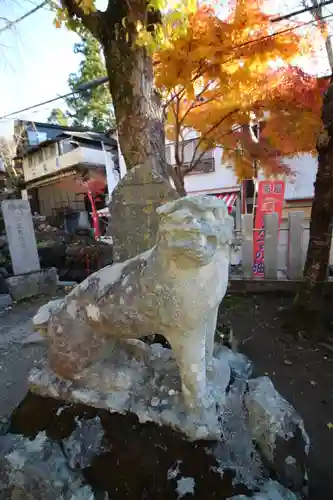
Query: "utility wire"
230 12 333 55
272 0 333 21
0 76 109 120
1 10 333 121
0 0 331 35
0 1 48 35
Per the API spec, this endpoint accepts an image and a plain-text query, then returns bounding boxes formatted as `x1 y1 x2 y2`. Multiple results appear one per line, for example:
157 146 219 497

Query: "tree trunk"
62 0 177 184
165 164 187 196
100 6 167 179
294 82 333 310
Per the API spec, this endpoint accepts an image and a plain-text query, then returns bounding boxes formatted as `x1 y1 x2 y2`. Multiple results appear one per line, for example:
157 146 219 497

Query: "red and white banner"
215 191 238 213
252 179 285 277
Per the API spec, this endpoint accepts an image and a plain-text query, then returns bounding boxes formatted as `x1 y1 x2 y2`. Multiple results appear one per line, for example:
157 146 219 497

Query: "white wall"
284 154 317 201
185 146 239 194
80 146 111 166
165 132 240 194
116 128 240 194
116 133 319 201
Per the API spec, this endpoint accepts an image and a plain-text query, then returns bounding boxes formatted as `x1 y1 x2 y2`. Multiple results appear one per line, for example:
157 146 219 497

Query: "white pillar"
101 141 120 201
114 131 127 179
21 189 28 200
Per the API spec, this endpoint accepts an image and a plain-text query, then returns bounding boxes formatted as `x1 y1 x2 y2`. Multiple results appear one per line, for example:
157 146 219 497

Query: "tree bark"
166 164 187 196
294 82 333 310
62 0 167 179
103 40 167 177
100 0 167 178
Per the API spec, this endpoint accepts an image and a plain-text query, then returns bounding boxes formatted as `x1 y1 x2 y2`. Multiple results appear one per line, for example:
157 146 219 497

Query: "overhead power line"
0 0 48 35
232 12 333 54
0 0 331 36
0 77 109 120
0 10 332 121
272 0 333 22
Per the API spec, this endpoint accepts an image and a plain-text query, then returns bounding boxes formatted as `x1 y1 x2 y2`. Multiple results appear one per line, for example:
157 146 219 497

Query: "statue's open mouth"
158 225 218 265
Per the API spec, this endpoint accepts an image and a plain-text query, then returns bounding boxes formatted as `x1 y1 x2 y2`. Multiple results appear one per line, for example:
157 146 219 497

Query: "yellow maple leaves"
155 0 323 180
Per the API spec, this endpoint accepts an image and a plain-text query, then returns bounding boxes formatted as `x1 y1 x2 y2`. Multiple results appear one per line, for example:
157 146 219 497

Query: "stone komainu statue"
33 195 234 411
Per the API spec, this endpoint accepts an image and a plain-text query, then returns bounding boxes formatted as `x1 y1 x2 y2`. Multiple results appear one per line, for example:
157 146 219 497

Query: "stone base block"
26 341 308 496
28 341 243 442
6 267 58 301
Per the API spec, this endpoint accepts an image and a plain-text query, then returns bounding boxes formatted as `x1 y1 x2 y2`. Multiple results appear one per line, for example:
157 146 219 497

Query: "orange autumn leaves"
154 0 326 179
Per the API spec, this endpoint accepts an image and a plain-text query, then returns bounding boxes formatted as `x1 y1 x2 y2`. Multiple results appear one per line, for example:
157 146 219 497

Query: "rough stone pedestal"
29 340 234 441
6 267 58 301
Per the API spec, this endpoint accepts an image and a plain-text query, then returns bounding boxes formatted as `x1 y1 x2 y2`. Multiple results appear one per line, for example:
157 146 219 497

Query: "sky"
0 0 332 139
0 1 81 136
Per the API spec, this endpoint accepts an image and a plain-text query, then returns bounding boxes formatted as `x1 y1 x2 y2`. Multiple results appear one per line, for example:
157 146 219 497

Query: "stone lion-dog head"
156 195 234 266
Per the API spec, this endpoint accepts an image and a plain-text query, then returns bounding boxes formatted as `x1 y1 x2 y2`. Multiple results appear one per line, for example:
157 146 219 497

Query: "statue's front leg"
166 329 207 413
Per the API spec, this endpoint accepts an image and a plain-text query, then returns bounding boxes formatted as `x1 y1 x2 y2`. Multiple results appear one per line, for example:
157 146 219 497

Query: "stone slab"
6 267 58 302
108 163 179 262
287 212 305 280
241 214 254 278
1 199 40 275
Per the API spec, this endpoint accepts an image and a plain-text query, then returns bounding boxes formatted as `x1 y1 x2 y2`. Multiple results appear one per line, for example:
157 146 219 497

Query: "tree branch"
61 0 104 38
186 108 240 174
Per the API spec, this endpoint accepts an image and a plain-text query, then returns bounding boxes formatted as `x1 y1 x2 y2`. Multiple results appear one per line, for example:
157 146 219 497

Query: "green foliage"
66 29 115 131
47 29 115 131
62 29 115 132
47 108 69 126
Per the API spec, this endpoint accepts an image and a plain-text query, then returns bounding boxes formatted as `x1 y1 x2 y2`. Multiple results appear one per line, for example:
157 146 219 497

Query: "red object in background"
87 190 101 239
252 180 285 277
215 192 238 214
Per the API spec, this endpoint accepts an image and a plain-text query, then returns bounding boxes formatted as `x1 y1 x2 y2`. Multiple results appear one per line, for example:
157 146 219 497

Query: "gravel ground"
0 296 63 420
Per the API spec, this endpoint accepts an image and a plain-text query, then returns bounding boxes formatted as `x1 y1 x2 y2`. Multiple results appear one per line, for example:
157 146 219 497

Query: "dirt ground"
220 293 333 500
0 293 333 499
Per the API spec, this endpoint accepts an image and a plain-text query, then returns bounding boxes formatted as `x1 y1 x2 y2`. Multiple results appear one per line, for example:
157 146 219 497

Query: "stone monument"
107 162 179 262
25 195 309 499
32 195 234 427
1 199 58 301
1 199 40 275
